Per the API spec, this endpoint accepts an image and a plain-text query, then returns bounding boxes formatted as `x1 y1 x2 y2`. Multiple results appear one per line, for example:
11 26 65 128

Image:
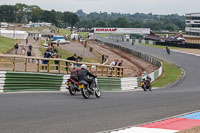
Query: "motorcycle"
78 78 101 99
66 78 80 95
141 79 152 91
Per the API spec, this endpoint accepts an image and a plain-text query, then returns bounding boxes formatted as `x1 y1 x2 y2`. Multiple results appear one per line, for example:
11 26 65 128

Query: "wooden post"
95 65 98 76
121 68 124 77
58 61 61 74
67 62 69 74
101 66 104 77
107 67 109 77
13 57 16 71
47 62 50 73
37 59 40 72
25 58 28 72
119 68 121 77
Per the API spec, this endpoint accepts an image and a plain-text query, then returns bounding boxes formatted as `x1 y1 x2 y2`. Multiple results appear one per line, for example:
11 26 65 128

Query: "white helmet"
81 64 87 69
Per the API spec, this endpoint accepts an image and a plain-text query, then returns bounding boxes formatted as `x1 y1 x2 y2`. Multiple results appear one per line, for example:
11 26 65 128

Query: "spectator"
77 55 83 62
66 54 78 71
76 58 82 68
14 43 19 54
42 50 52 70
109 60 116 69
117 60 123 77
102 54 105 63
28 44 32 52
27 49 33 63
54 54 59 70
21 45 26 55
26 38 28 45
115 59 119 66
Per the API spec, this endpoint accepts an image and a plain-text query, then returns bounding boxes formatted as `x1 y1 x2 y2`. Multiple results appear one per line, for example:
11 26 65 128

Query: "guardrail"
0 54 123 77
94 37 163 90
85 41 108 64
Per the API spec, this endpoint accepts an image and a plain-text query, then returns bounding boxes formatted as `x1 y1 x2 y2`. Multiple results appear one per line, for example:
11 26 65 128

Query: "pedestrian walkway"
109 111 200 133
9 37 41 57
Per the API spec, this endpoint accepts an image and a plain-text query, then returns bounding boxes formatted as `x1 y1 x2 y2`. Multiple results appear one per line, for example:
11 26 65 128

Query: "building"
23 22 52 28
185 13 200 43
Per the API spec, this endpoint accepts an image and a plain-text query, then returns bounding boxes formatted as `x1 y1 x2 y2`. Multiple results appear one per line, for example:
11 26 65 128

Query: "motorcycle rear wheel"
69 84 76 95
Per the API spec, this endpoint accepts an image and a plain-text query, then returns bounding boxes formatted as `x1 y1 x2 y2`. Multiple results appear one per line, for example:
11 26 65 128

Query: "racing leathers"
78 68 96 89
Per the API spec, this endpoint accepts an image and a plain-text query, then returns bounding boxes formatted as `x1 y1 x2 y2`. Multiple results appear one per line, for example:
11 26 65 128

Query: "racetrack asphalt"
0 36 200 133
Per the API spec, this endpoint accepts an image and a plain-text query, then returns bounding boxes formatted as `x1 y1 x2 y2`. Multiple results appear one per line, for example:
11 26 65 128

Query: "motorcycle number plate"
141 82 144 85
79 84 84 89
67 82 71 86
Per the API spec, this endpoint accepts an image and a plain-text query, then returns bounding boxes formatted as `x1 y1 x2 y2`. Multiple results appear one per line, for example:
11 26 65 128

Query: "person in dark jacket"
42 50 52 70
78 64 96 89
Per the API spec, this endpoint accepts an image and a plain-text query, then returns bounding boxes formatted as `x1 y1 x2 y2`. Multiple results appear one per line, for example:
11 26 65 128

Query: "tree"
63 11 79 33
95 20 106 27
114 17 129 28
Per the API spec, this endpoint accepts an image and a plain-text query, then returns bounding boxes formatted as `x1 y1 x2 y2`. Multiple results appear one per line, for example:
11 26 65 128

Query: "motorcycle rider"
78 64 96 90
141 71 151 87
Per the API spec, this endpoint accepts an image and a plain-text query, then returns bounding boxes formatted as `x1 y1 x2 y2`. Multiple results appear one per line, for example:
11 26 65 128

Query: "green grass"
58 28 71 36
0 36 18 54
152 61 182 87
77 32 88 38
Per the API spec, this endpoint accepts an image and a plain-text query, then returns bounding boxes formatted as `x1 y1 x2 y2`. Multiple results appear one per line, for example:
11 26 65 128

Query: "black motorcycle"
141 79 152 91
78 78 101 99
66 78 80 95
166 46 170 55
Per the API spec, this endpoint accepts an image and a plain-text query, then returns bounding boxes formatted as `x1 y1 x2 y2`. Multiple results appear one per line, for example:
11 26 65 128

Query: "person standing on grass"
117 60 123 77
26 38 28 45
29 44 32 52
22 45 26 55
54 54 59 70
15 43 19 54
27 49 32 63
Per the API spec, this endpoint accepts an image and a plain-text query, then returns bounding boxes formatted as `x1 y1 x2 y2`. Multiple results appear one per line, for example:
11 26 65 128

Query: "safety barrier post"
13 57 16 71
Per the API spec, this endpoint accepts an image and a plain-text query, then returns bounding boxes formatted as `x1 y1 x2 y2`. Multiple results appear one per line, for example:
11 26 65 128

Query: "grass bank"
152 60 182 87
0 36 18 54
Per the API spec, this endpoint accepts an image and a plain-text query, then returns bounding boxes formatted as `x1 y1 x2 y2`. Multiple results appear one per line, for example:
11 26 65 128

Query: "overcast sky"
0 0 199 15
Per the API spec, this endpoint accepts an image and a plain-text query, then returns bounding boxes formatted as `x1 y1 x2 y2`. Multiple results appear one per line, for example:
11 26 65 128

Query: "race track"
0 36 200 133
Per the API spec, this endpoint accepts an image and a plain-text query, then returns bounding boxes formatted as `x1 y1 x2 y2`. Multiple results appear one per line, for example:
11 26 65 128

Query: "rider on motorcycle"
78 64 96 90
142 71 151 87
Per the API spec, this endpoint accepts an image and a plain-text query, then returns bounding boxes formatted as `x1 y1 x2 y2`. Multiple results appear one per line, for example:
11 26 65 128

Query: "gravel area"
178 126 200 133
89 40 158 77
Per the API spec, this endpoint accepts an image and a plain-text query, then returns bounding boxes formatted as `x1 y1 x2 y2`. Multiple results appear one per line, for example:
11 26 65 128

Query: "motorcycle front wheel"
81 85 90 99
94 85 101 98
142 85 147 91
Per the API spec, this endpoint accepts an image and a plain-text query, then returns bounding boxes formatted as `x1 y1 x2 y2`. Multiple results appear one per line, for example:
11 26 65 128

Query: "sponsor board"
93 28 150 34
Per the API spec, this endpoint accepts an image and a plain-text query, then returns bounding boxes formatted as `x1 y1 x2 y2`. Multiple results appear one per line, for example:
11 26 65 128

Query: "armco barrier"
3 72 63 92
95 37 163 90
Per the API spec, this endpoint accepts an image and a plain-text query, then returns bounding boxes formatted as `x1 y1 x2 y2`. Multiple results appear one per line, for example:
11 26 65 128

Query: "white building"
0 30 28 39
24 22 52 28
185 13 200 36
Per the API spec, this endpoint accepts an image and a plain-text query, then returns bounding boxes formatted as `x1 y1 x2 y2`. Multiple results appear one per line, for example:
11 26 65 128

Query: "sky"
0 0 199 15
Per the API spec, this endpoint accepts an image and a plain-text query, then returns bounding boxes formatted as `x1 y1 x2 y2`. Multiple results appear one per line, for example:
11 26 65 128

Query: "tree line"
0 3 79 29
0 4 185 31
75 10 185 31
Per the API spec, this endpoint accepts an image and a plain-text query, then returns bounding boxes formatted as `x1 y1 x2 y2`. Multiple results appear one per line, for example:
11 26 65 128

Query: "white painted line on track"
110 127 177 133
172 49 200 57
98 110 200 133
